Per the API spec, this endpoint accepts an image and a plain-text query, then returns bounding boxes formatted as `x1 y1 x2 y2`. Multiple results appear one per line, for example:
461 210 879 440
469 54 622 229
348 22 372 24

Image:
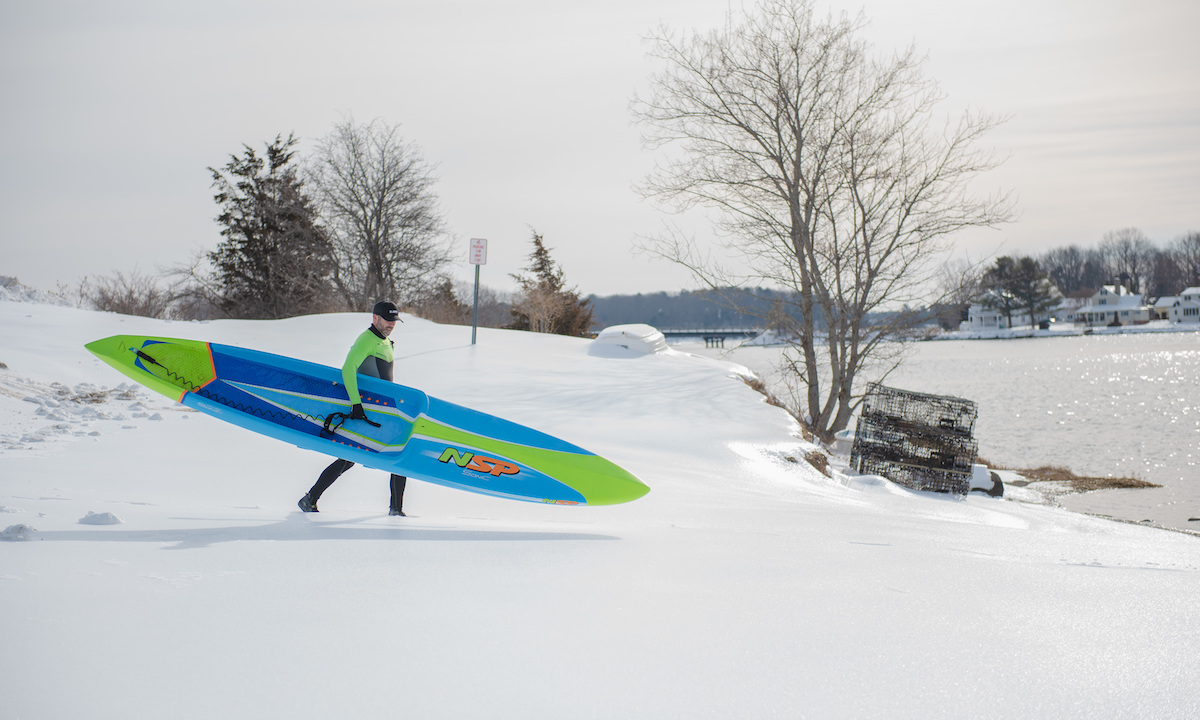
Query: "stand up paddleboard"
85 335 649 506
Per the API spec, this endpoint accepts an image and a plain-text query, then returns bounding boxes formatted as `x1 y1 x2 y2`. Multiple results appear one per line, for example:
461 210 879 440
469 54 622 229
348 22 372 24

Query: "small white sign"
469 237 488 265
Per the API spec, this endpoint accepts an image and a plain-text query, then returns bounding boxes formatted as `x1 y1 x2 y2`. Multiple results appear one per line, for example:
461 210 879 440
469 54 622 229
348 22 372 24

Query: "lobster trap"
850 383 978 494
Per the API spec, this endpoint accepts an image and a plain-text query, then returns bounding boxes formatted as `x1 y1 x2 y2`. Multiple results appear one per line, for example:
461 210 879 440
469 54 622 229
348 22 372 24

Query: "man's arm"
341 332 377 405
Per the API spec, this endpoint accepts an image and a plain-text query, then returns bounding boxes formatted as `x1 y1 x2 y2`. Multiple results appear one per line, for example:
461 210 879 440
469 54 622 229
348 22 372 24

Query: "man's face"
373 314 397 337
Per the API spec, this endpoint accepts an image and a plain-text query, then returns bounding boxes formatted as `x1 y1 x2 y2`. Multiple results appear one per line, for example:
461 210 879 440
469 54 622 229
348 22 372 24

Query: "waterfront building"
1161 286 1200 323
1074 285 1152 326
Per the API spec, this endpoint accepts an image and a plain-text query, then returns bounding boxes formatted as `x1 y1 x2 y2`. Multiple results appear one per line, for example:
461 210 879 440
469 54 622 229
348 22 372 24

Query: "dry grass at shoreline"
978 458 1160 492
735 375 1163 496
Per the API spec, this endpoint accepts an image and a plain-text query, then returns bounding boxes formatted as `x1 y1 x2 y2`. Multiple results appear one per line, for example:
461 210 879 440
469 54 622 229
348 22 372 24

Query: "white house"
1074 285 1152 326
1164 286 1200 323
1052 296 1088 324
962 300 1031 331
961 287 1066 331
1153 295 1179 320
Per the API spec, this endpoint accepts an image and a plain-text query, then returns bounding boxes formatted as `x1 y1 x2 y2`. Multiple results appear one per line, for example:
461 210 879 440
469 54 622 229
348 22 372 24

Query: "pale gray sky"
2 0 1196 297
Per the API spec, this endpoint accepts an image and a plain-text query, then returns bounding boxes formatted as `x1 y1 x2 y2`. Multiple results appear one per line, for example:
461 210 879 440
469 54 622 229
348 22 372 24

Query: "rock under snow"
2 523 37 541
78 511 124 525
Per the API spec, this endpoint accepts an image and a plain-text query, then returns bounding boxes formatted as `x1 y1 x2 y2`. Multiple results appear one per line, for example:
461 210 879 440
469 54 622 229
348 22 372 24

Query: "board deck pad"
85 335 650 506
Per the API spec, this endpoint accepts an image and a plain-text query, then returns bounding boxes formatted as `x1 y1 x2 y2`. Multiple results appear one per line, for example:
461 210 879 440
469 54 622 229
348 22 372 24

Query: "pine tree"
1009 257 1060 326
982 256 1059 328
980 257 1024 328
508 231 594 336
208 134 336 319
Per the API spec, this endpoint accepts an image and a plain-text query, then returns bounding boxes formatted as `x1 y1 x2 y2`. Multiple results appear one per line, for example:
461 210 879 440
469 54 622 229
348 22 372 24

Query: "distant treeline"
1037 228 1200 298
586 288 812 331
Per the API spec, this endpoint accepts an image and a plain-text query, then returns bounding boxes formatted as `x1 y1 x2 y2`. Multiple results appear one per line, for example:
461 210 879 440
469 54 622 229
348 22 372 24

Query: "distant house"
1153 296 1179 320
1164 286 1200 323
962 296 1031 331
955 292 1032 331
1074 285 1152 326
961 288 1064 331
1052 296 1088 324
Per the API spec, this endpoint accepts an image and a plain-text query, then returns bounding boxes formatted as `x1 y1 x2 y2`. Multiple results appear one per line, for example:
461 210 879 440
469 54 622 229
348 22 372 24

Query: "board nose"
578 465 650 506
85 335 128 360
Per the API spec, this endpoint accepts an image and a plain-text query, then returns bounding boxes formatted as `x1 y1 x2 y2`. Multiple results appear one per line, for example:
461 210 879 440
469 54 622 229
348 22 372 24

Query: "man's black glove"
350 403 381 427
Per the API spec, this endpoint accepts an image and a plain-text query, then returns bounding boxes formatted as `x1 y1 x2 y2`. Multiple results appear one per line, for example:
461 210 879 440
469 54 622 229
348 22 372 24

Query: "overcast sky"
2 0 1196 298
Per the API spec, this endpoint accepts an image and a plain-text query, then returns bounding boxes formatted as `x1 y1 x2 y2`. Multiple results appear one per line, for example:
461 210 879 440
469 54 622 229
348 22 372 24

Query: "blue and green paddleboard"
85 335 649 506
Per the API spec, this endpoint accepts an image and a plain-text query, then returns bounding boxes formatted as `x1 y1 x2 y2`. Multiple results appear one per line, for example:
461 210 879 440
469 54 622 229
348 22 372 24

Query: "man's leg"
389 475 407 516
299 458 355 512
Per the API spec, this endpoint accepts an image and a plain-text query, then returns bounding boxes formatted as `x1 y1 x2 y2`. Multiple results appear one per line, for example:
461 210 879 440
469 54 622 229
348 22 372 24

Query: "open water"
686 331 1200 533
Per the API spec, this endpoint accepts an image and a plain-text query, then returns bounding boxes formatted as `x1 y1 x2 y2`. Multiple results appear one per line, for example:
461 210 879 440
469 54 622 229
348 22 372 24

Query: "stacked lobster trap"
849 383 978 494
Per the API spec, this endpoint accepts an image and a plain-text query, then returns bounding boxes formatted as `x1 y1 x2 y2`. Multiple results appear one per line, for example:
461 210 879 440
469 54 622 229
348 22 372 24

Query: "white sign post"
469 238 488 344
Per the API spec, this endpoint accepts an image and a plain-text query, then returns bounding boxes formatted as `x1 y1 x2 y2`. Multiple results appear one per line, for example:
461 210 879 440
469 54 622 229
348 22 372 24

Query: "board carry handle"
321 409 381 438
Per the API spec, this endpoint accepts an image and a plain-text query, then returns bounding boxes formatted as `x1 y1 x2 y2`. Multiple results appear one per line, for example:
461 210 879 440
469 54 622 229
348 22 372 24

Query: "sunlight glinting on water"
711 332 1200 528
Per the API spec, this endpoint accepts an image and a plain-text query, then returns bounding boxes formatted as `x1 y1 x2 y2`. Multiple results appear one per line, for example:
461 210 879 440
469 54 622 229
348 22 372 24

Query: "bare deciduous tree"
308 118 452 309
411 278 471 325
1171 230 1200 288
457 281 514 329
632 0 1013 437
1099 227 1154 294
83 270 173 318
1040 245 1088 296
165 252 227 320
932 257 984 330
1147 248 1184 299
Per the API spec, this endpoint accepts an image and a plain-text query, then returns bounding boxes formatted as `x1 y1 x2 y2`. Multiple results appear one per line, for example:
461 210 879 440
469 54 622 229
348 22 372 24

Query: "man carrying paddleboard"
298 301 409 516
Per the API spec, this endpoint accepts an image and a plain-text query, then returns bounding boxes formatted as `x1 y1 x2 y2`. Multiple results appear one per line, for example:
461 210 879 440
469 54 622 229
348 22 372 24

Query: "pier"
657 328 761 348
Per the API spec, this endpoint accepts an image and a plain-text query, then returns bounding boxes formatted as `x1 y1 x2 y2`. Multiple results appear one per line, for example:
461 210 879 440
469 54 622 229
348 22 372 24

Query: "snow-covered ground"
2 297 1199 720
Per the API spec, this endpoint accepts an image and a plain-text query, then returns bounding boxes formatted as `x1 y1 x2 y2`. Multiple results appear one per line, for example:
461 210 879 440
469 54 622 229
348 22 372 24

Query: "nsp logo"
438 447 520 477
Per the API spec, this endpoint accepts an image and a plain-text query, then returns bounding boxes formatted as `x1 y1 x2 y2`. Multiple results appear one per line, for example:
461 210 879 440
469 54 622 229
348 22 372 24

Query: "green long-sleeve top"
342 326 395 404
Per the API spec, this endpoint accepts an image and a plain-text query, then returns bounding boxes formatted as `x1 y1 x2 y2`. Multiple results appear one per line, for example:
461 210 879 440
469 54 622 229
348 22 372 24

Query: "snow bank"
740 328 795 346
1 523 37 541
589 323 669 356
0 275 72 306
78 511 124 525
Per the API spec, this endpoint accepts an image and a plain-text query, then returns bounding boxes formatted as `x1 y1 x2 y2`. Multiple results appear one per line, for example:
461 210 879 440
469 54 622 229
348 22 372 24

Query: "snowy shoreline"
933 319 1200 341
738 320 1200 348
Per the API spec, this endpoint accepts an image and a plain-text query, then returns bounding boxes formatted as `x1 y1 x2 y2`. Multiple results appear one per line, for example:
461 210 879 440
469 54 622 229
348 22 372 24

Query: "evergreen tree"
208 134 336 319
508 231 594 336
1008 256 1060 326
980 257 1022 327
981 256 1058 328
